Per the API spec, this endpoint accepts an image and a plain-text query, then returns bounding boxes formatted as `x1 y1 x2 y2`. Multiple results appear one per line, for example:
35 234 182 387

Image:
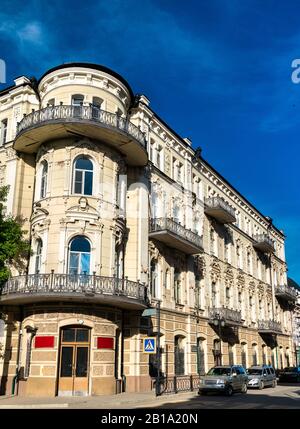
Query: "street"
0 383 299 409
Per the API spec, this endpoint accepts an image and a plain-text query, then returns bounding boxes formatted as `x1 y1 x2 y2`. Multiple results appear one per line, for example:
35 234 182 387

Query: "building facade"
0 63 296 397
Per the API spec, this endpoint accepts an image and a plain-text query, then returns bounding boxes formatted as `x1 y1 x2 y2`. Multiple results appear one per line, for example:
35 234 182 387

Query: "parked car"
247 365 277 389
279 367 300 383
198 365 248 396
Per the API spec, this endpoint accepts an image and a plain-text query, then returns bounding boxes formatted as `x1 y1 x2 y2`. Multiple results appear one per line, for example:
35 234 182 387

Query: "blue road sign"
143 337 156 354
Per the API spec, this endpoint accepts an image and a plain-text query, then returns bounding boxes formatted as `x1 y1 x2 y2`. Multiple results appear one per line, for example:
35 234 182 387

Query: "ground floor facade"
0 303 295 397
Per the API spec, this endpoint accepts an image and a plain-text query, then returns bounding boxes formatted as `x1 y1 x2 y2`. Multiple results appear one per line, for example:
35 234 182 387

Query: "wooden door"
58 327 90 396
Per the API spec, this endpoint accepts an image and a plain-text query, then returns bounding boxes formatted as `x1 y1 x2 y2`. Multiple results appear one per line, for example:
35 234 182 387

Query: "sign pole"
155 300 161 396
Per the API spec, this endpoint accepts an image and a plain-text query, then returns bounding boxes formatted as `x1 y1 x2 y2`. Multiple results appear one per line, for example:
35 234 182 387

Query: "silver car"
198 365 248 396
247 365 277 389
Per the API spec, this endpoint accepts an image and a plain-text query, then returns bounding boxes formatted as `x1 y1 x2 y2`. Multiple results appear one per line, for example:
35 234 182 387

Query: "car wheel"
241 383 247 394
225 385 233 396
259 381 264 390
272 379 277 388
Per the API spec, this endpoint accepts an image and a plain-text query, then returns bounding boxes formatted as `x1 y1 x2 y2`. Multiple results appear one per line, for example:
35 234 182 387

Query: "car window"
247 368 263 375
235 367 245 375
266 368 271 375
207 367 232 376
269 367 275 375
263 369 267 376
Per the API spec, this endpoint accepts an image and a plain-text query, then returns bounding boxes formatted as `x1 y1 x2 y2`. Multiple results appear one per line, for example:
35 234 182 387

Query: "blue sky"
0 0 299 282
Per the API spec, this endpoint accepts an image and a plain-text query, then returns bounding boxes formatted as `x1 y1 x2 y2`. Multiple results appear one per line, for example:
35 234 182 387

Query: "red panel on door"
35 336 55 348
97 337 114 349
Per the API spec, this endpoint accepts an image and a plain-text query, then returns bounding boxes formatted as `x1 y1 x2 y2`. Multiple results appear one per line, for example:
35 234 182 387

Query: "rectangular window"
157 145 163 170
177 162 183 183
1 119 7 145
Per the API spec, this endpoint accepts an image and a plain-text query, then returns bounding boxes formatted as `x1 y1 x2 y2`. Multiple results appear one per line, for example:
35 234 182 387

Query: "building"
0 63 296 397
289 278 300 365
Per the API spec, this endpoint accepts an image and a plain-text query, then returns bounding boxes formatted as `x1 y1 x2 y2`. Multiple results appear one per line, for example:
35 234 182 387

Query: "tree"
0 186 30 285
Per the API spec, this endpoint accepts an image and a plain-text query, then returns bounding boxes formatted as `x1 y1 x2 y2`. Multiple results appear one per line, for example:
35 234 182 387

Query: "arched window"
252 343 258 366
35 239 42 274
69 236 91 275
174 336 185 375
73 157 93 195
40 161 48 199
241 342 247 368
174 269 181 304
228 343 234 366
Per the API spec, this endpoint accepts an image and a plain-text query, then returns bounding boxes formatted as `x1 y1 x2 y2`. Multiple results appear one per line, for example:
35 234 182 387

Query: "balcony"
14 105 147 166
275 284 298 302
204 197 236 224
0 273 148 310
208 307 243 327
257 320 282 334
253 234 275 253
149 218 203 255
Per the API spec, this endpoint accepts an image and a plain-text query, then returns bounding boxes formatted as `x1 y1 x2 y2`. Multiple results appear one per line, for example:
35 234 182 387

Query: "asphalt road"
151 383 300 409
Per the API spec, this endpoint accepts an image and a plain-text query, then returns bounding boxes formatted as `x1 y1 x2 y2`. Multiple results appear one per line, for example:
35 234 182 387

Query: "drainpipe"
12 306 23 395
120 309 126 392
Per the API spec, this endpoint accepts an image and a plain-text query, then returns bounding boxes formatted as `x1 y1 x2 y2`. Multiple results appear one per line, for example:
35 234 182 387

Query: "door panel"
73 346 89 394
59 346 74 395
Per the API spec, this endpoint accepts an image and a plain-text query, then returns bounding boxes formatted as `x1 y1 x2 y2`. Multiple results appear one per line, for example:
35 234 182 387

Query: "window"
72 94 84 117
174 336 185 375
262 345 267 365
252 344 258 366
1 119 7 145
213 339 222 366
72 94 84 106
91 97 103 119
40 161 48 199
115 245 123 279
150 139 155 163
210 228 215 256
228 344 234 365
226 286 231 307
241 343 247 368
35 239 42 274
195 276 201 308
92 97 103 109
156 145 163 170
211 281 217 307
177 162 183 183
68 236 91 275
197 338 205 375
73 157 93 195
150 260 158 298
47 98 55 106
174 270 181 304
173 204 181 223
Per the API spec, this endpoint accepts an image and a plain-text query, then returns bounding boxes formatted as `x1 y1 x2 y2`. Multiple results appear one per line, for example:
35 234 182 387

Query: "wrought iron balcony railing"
253 233 275 253
208 307 242 326
0 273 148 309
16 105 147 148
204 197 236 223
149 217 203 254
257 319 282 334
275 284 298 302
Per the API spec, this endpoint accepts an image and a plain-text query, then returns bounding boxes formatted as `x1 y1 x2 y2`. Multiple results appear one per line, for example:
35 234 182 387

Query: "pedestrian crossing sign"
143 337 156 354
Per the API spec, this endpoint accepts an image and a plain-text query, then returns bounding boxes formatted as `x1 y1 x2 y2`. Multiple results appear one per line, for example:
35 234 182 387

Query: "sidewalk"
0 390 197 409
